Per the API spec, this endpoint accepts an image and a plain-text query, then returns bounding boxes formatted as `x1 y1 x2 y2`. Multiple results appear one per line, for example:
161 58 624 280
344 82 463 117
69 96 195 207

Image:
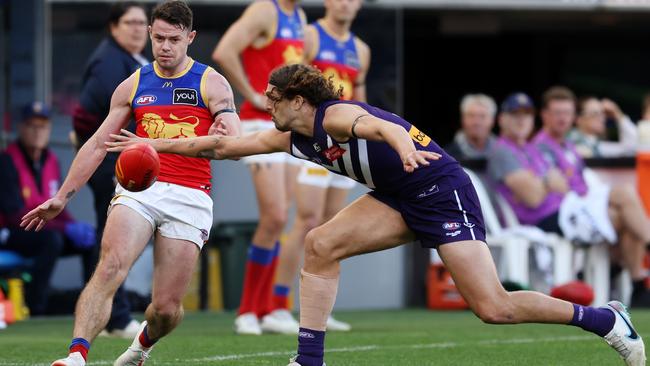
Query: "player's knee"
297 210 322 232
259 209 288 233
94 253 128 285
304 228 342 264
473 297 515 324
151 296 183 319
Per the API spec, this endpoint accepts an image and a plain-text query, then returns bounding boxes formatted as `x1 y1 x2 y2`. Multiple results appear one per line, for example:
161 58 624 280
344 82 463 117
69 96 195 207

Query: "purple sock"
568 304 615 337
296 327 325 366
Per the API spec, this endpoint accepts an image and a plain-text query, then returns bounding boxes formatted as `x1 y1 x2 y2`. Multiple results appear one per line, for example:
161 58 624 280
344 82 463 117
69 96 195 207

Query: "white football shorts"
297 160 357 189
240 119 302 165
110 181 213 249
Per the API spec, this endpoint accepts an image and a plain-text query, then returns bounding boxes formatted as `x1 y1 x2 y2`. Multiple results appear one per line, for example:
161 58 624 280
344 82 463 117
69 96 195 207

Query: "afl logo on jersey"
173 88 198 106
280 27 294 38
442 222 461 231
135 95 157 105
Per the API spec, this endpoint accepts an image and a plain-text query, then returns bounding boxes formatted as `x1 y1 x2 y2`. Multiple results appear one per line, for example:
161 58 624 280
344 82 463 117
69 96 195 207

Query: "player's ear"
187 30 196 44
292 95 304 111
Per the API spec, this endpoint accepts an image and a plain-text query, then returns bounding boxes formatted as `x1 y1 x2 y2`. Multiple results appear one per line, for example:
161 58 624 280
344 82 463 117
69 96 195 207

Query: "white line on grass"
167 335 595 364
0 335 596 366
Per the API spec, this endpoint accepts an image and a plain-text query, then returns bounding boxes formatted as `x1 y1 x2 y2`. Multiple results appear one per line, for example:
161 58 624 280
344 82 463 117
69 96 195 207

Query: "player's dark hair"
108 2 145 27
542 86 576 110
268 64 342 106
151 0 193 31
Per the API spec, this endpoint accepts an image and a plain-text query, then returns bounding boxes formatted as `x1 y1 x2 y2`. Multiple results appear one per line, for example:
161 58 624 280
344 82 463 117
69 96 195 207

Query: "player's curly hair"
151 0 192 31
268 64 342 106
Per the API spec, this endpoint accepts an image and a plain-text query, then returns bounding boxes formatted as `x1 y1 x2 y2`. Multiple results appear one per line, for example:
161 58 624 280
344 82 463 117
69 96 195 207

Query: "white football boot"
326 315 351 332
261 309 300 334
287 355 326 366
99 319 141 339
603 301 646 366
234 312 262 335
50 352 86 366
114 321 153 366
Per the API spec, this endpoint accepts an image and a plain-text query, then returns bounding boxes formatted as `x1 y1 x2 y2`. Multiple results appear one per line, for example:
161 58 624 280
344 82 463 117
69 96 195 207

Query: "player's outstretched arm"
322 104 441 173
212 1 275 111
21 74 135 231
107 128 290 160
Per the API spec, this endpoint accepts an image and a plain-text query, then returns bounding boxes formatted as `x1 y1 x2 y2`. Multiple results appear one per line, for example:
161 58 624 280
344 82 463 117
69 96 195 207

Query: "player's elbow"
212 47 231 67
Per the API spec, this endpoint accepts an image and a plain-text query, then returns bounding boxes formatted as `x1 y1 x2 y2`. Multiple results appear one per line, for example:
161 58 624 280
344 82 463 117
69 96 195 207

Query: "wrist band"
213 108 237 118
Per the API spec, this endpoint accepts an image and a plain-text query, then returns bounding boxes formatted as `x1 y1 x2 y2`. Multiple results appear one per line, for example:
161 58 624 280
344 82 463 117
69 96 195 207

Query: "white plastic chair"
492 192 574 286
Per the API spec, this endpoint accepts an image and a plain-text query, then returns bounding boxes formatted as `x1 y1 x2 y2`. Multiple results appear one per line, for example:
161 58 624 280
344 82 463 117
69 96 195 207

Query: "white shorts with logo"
297 161 357 189
558 184 617 245
240 119 302 165
110 181 213 249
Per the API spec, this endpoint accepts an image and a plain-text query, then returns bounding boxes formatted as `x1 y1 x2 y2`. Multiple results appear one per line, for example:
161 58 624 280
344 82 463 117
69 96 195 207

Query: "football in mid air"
115 143 160 192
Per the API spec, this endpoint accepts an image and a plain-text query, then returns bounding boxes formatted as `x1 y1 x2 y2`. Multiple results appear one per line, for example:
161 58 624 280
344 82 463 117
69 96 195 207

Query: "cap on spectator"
22 101 51 121
501 93 535 113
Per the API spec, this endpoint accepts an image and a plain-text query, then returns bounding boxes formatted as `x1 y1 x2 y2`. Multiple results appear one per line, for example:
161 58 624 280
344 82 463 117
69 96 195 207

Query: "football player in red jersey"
212 0 309 335
22 2 239 365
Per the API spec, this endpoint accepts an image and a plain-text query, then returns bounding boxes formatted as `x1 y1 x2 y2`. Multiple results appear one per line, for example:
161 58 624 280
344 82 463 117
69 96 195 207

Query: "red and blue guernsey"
130 59 214 193
311 21 360 101
240 0 305 121
290 100 470 198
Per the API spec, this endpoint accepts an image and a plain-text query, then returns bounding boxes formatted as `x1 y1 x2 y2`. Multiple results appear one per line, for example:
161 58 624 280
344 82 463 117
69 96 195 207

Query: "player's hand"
602 98 624 121
402 151 441 173
105 129 149 152
20 197 66 231
209 116 240 137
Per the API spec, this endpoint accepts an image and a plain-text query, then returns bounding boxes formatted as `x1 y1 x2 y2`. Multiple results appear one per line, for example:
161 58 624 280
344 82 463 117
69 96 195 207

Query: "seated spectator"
637 93 650 145
0 102 97 315
529 86 650 307
568 96 637 157
445 93 497 161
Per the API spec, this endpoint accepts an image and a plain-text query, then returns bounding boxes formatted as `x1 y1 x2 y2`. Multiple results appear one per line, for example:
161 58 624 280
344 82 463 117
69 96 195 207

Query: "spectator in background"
0 102 96 315
445 93 497 161
568 96 637 157
636 93 650 145
530 86 650 307
71 1 148 338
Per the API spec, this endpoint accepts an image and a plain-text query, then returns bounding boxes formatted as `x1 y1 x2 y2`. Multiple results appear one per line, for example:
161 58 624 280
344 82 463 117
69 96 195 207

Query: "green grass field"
1 308 648 365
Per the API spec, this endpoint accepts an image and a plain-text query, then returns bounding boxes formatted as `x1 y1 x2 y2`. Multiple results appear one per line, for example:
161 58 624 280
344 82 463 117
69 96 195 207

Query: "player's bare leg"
275 183 327 304
439 241 574 323
51 206 153 366
439 240 645 365
250 163 289 248
607 185 650 306
319 187 352 331
236 162 289 334
264 183 327 334
114 234 200 365
292 194 414 366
